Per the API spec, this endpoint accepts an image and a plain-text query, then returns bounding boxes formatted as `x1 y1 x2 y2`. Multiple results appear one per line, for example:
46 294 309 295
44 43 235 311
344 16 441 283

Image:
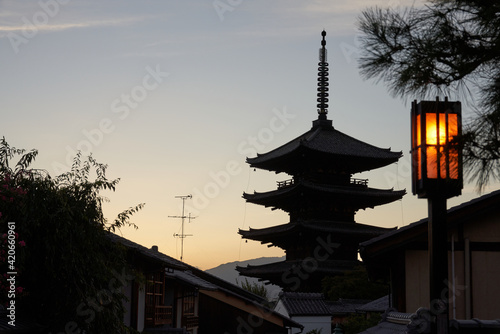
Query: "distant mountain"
205 256 285 301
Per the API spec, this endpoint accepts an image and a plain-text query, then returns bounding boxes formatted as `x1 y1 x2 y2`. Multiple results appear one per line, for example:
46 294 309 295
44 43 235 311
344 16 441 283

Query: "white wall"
274 300 289 318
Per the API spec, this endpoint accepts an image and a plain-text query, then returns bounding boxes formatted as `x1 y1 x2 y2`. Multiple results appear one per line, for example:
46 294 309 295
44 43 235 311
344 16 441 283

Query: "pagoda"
236 31 406 292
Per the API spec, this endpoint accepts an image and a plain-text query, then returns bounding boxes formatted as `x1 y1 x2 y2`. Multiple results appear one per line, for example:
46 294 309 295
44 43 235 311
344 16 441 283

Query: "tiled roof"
359 320 409 334
107 232 186 270
327 299 372 315
359 308 430 334
236 259 359 278
280 292 331 316
360 189 500 253
109 232 304 329
243 180 405 210
450 318 500 329
247 120 402 174
356 295 390 313
361 308 500 333
165 270 218 291
239 219 396 241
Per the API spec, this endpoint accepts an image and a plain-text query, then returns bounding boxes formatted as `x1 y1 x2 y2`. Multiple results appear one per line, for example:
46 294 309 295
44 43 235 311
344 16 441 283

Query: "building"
109 233 303 333
274 292 331 334
236 30 405 292
360 189 500 332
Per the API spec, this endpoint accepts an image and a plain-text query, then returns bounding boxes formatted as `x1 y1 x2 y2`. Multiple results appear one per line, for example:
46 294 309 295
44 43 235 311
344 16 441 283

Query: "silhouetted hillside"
205 256 285 301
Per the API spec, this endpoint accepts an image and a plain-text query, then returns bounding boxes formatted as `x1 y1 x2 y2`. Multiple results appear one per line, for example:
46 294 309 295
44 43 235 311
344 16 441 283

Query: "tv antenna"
168 195 196 261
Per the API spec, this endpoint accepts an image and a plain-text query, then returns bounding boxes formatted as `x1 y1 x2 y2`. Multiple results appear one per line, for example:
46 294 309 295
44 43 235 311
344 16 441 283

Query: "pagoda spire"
317 30 329 120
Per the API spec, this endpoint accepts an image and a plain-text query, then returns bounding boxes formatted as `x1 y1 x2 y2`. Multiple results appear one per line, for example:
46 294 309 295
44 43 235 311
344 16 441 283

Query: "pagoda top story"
246 30 402 176
247 123 403 175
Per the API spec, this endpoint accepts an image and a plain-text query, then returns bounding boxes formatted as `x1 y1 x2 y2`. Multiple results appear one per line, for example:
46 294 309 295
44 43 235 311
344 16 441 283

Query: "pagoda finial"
317 30 329 120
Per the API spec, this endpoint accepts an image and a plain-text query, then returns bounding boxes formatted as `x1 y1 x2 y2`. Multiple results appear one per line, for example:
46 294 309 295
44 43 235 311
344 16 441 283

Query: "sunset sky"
2 0 497 270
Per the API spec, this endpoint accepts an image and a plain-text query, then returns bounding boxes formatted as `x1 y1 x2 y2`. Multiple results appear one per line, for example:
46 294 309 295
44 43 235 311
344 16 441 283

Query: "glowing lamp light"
411 97 463 199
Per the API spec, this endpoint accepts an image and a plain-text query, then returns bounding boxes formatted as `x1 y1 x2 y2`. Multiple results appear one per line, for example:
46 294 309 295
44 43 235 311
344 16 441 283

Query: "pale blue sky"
1 0 495 269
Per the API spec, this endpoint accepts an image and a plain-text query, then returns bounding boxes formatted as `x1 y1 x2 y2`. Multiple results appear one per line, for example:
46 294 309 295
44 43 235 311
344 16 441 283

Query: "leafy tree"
305 329 323 334
357 0 500 190
0 138 143 333
341 313 381 334
238 277 268 300
322 265 388 300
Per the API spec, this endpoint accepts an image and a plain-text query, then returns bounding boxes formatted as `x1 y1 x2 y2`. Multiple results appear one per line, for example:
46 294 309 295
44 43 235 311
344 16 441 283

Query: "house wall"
464 210 500 242
123 282 133 327
405 249 429 313
137 283 145 332
198 292 288 334
405 248 467 319
290 316 331 334
404 206 500 320
470 251 500 319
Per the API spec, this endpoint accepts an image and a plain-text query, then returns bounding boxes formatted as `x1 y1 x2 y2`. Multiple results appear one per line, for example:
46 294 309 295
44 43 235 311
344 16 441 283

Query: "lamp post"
411 97 462 334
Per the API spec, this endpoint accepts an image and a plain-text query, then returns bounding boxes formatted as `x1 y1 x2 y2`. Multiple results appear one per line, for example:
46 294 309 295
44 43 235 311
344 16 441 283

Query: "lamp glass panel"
417 147 421 180
425 113 447 145
448 113 458 138
416 114 421 146
450 148 459 179
439 146 447 179
448 113 459 179
426 146 438 179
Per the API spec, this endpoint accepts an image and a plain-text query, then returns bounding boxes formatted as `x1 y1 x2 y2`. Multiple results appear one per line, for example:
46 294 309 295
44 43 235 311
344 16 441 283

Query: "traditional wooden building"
274 292 332 334
360 189 500 323
237 31 405 291
108 233 303 333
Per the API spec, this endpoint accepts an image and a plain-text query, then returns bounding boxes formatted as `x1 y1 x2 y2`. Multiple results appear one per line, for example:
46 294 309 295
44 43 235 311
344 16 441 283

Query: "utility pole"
169 195 195 261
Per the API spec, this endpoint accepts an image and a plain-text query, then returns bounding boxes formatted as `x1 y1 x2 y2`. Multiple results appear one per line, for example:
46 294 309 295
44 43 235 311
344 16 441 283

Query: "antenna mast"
168 195 195 261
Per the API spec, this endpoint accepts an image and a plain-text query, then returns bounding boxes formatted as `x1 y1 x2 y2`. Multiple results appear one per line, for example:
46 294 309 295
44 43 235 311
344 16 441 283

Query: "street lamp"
411 97 463 334
411 97 463 199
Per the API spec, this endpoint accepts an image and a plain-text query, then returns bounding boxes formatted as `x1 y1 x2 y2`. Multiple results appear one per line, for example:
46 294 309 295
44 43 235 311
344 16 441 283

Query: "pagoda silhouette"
236 31 406 292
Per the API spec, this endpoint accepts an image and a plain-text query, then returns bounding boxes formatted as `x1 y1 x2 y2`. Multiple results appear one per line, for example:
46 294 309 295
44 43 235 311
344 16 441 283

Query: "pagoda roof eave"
236 259 360 281
238 219 397 244
246 123 402 173
243 180 406 211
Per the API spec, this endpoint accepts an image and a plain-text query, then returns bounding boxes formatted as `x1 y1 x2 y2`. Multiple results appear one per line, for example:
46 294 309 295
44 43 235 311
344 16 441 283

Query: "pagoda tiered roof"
236 31 406 291
238 219 396 248
236 259 360 286
247 119 402 174
243 179 406 212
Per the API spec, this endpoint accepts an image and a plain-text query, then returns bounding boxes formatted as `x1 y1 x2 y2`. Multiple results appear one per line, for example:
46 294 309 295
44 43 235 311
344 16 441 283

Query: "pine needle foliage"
358 1 500 191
